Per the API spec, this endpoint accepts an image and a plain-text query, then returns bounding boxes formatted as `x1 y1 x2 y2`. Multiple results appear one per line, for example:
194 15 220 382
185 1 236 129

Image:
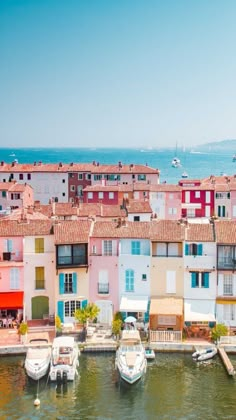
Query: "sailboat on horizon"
171 143 181 168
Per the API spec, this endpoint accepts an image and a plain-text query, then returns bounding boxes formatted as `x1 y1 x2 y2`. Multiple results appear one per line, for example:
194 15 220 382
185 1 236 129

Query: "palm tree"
74 303 100 328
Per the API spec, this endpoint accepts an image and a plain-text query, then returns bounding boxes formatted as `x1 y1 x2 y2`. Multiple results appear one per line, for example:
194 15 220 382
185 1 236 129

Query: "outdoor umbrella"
124 316 137 323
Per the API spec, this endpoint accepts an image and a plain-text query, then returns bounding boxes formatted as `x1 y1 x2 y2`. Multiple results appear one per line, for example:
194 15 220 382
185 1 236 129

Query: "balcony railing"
218 258 236 269
97 283 109 294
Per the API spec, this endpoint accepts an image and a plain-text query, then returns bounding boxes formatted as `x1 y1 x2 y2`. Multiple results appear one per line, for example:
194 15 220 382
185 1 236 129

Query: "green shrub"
210 323 228 342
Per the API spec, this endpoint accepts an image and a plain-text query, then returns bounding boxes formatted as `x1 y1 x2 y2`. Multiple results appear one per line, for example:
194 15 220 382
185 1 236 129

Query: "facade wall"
150 257 184 297
24 235 55 320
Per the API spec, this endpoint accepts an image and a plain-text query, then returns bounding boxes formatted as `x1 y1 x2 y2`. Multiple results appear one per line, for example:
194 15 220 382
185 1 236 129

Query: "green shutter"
73 272 77 294
144 300 150 323
59 273 64 294
204 272 209 288
57 301 64 323
185 244 189 255
198 244 203 256
82 299 88 308
191 272 197 288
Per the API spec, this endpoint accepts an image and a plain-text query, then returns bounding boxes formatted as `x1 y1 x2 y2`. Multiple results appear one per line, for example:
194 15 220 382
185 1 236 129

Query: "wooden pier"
218 347 235 376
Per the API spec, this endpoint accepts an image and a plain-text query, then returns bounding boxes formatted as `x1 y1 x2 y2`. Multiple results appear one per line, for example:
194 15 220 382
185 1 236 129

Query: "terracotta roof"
0 219 53 236
77 203 126 218
2 208 49 221
214 220 236 244
149 184 182 192
150 220 185 242
91 221 151 238
53 203 78 216
0 162 159 175
83 185 119 192
0 182 15 190
185 223 215 242
9 183 32 192
54 220 91 244
126 200 152 213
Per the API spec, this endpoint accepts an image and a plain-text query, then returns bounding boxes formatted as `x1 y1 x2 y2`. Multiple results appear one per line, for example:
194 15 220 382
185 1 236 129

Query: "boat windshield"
120 344 142 352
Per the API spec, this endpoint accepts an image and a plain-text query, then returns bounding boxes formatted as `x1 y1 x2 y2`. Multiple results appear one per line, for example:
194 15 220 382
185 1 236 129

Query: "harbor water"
1 352 236 419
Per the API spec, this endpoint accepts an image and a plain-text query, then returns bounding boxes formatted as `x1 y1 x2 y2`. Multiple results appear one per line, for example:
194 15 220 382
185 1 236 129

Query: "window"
223 304 235 321
142 274 147 281
62 179 65 183
85 174 91 180
57 244 87 266
92 245 97 254
98 192 104 199
64 273 73 293
223 275 233 296
2 191 6 198
185 191 190 203
131 241 140 255
103 240 112 256
186 208 195 217
35 267 45 289
218 205 226 217
191 272 209 288
168 207 177 215
11 193 20 200
59 272 77 294
94 175 102 181
10 268 19 289
78 173 83 180
233 206 236 217
70 185 75 192
125 269 134 292
88 192 93 199
138 174 146 181
69 173 73 178
98 270 109 294
65 300 81 317
134 216 140 222
109 192 114 199
62 192 65 197
19 174 23 180
27 174 31 180
185 243 202 256
205 191 211 203
35 238 44 253
195 191 200 198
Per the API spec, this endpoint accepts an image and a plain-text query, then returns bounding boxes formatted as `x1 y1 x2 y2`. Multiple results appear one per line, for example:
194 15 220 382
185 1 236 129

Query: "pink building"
0 181 34 212
89 221 120 324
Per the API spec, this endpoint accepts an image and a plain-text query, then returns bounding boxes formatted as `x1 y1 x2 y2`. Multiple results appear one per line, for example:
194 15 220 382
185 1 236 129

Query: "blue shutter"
191 272 197 288
121 312 126 321
59 273 64 294
73 272 77 294
198 244 203 256
7 239 13 252
131 242 135 255
204 272 209 288
185 244 189 255
57 301 64 323
144 300 150 323
81 299 88 308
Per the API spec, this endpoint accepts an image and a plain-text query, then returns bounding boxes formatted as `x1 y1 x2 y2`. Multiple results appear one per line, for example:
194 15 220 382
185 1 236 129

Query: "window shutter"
121 312 126 321
72 272 77 294
185 244 189 255
57 301 64 323
7 239 13 252
82 299 88 308
198 244 203 256
191 272 197 288
204 272 209 288
59 273 64 294
144 300 150 323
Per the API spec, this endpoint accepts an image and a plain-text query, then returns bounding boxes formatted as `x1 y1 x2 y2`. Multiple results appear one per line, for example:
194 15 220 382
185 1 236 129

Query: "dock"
218 347 235 376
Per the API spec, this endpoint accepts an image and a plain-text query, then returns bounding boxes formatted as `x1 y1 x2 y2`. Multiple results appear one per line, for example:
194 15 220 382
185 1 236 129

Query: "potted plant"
55 315 62 336
18 321 28 344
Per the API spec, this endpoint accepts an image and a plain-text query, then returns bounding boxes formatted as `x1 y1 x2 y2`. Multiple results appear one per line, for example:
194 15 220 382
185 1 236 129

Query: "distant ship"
9 152 16 157
232 154 236 162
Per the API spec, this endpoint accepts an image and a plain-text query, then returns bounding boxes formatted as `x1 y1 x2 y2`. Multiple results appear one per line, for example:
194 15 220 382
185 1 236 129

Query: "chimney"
38 161 42 165
118 161 122 168
34 162 36 166
70 162 73 166
58 162 62 168
0 161 4 166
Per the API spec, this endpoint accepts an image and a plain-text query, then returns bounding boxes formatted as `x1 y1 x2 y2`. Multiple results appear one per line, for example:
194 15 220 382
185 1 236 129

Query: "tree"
74 303 100 327
210 323 228 343
112 319 122 338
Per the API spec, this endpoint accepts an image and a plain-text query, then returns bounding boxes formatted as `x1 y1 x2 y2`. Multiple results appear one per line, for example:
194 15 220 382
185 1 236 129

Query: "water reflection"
0 353 236 419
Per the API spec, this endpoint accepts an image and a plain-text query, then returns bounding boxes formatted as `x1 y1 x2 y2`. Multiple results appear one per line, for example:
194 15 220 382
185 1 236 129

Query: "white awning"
120 296 148 312
184 300 216 322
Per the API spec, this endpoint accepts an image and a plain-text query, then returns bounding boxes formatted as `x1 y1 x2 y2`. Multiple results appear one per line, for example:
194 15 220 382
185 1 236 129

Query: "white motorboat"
181 171 188 179
145 348 155 360
24 337 51 381
192 347 217 362
49 336 80 382
115 330 147 384
171 157 181 168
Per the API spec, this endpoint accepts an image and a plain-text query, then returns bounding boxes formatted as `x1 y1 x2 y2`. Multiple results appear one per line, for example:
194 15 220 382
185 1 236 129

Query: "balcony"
97 283 109 294
57 256 88 267
218 258 236 270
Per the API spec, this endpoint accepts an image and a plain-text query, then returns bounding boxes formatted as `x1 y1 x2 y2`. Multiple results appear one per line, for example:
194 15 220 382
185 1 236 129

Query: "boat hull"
25 347 51 381
192 348 217 362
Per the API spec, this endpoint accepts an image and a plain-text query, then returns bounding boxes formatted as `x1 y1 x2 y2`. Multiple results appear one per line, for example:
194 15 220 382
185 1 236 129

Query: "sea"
1 147 236 185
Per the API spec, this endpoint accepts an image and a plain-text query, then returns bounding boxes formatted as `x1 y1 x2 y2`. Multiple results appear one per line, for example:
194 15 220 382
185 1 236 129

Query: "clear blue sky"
1 0 236 149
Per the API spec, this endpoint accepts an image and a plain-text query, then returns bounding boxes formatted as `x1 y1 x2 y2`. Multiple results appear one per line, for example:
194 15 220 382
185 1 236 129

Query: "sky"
1 0 236 149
